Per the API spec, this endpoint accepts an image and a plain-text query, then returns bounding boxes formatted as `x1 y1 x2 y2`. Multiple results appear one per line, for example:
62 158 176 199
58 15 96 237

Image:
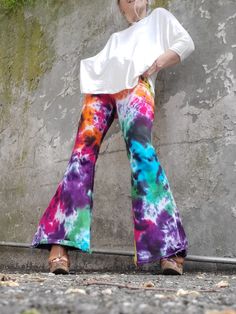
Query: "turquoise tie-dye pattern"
129 140 159 182
31 76 188 266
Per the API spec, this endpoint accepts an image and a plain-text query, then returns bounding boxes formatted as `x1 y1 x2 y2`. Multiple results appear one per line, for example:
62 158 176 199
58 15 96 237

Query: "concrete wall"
0 0 235 259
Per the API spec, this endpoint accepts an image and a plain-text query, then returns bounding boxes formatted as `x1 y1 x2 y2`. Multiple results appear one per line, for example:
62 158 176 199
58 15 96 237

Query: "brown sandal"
48 244 70 275
160 255 185 275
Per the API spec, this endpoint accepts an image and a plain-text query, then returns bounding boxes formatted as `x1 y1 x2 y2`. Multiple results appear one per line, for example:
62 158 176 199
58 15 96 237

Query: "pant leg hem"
31 240 92 253
135 247 188 266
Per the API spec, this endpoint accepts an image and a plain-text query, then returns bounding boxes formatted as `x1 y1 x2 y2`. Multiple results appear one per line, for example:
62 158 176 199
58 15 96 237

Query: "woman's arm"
142 49 180 78
142 8 195 78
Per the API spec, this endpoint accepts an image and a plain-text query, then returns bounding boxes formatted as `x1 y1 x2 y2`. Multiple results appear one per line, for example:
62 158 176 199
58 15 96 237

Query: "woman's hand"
142 49 181 78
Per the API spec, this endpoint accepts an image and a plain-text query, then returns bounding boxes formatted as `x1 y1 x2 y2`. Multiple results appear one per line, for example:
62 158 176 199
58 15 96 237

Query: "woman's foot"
48 244 70 275
160 254 185 275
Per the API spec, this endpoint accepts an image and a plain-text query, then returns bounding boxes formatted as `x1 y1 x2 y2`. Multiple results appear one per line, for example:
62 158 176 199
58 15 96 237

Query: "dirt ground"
1 271 236 314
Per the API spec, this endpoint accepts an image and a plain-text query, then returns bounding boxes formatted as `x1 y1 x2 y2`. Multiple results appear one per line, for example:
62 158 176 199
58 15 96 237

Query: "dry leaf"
214 280 229 288
65 288 86 295
1 274 12 281
99 274 112 279
0 281 19 287
143 281 155 288
101 288 113 295
30 277 46 282
176 289 200 297
205 309 236 314
21 309 41 314
154 294 166 299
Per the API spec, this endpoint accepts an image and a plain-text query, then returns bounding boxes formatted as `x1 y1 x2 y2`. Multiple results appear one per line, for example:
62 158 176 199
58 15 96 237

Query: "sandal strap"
49 245 69 261
49 255 68 262
160 255 184 267
48 255 70 267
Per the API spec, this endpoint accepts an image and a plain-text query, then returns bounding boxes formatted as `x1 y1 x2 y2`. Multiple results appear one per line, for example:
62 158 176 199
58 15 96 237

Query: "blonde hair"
117 0 152 21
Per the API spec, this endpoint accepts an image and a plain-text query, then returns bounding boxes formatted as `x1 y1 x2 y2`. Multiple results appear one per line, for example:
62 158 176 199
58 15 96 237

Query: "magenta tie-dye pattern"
31 76 188 265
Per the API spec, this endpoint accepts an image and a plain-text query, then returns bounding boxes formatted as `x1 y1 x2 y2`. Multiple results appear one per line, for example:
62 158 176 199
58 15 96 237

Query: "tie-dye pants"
31 75 188 266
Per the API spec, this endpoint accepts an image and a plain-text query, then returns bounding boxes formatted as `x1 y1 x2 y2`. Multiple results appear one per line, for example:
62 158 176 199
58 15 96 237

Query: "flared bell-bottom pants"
31 75 188 266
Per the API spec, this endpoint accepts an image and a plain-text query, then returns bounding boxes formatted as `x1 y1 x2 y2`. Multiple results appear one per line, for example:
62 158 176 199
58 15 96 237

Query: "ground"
0 271 236 314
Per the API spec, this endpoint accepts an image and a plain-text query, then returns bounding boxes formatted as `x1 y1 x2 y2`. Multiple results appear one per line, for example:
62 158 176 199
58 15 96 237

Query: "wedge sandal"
48 245 70 275
160 255 185 275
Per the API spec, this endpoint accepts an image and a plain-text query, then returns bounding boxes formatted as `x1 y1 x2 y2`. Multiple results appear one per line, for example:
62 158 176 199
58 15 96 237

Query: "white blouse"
80 7 195 95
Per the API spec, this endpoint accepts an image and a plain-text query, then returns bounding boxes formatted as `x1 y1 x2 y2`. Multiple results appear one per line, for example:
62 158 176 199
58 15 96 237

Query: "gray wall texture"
0 0 235 259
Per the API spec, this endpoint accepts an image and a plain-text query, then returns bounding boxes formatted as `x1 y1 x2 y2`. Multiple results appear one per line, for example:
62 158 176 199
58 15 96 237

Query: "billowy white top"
80 7 195 95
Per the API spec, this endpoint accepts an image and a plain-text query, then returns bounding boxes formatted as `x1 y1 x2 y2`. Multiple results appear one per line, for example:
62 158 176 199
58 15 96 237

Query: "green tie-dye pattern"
146 180 164 203
31 76 187 265
67 207 91 251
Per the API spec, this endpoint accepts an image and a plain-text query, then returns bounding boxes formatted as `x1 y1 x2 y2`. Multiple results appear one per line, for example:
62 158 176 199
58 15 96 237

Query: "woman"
31 0 195 275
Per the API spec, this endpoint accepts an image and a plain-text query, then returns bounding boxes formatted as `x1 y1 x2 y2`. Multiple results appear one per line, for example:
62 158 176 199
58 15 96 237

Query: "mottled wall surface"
0 0 235 258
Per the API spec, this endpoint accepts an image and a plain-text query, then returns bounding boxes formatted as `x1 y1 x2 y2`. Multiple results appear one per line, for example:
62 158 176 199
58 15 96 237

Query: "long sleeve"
157 7 195 62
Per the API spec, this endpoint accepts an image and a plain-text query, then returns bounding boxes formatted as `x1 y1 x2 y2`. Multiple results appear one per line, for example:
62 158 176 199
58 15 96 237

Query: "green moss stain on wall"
0 8 55 100
22 99 31 115
0 3 56 178
0 1 82 239
0 0 35 11
151 0 170 9
0 7 55 129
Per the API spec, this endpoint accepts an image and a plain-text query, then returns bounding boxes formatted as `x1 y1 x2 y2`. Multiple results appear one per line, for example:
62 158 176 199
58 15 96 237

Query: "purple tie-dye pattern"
31 76 188 265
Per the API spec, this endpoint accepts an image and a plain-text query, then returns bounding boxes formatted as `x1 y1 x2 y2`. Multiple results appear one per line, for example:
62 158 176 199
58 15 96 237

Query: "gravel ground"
0 271 236 314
